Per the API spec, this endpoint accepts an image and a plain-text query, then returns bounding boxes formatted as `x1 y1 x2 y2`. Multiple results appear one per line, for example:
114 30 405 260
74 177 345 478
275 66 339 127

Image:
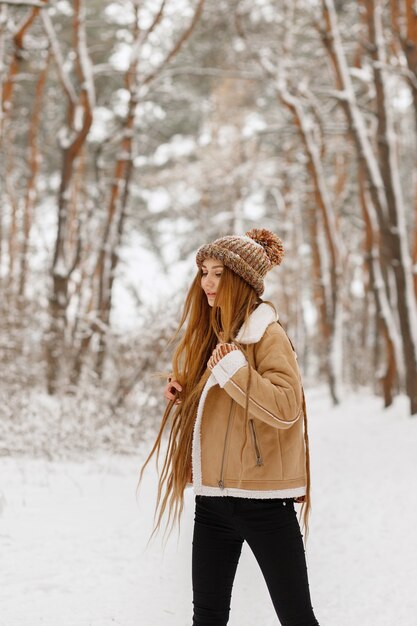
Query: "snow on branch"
74 0 95 109
40 11 77 104
140 0 167 46
0 0 46 6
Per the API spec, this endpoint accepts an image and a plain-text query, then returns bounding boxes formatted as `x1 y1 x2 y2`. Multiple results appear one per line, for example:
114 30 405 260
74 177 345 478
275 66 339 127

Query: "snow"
88 107 115 143
197 131 211 146
109 42 132 72
242 191 266 219
105 3 136 27
217 124 239 147
153 135 196 166
242 112 267 138
112 89 131 118
56 1 73 17
1 386 417 625
110 231 192 329
142 188 171 214
393 87 412 112
134 101 166 122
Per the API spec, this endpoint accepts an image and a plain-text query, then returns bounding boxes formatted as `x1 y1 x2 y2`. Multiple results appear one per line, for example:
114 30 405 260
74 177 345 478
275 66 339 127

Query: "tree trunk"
0 0 47 142
359 160 399 405
45 0 94 394
396 0 417 301
322 0 417 415
363 0 417 415
278 87 342 404
92 0 206 377
18 55 48 299
399 0 417 133
5 129 18 292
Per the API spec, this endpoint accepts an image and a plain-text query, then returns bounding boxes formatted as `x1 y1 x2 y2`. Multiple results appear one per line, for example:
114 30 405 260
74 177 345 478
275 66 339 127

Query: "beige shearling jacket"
191 302 307 499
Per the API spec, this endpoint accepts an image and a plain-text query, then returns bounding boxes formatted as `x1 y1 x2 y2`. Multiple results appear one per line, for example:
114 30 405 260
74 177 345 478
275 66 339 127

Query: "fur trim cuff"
211 350 247 388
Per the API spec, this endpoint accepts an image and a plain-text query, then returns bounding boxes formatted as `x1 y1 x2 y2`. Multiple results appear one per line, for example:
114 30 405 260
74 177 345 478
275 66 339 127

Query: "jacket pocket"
249 419 263 466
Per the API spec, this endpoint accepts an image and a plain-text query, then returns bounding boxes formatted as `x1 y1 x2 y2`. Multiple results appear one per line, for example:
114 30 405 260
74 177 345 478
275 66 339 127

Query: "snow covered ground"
1 385 417 626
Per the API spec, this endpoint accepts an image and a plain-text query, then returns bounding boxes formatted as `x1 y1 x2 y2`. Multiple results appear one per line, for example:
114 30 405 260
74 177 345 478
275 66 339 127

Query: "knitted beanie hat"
195 228 284 296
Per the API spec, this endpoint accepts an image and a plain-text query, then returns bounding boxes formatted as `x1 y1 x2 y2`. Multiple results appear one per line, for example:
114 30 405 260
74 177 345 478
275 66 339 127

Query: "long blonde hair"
138 265 312 543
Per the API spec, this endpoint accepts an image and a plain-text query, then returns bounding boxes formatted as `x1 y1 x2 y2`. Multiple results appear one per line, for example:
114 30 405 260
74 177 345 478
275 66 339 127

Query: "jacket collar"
235 302 278 344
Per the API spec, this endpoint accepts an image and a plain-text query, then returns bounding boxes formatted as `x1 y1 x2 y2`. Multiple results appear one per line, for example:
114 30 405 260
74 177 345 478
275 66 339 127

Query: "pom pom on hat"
245 228 284 267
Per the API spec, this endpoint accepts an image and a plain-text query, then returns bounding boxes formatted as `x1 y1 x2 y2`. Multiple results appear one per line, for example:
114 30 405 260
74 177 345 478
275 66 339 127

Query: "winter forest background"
1 1 417 625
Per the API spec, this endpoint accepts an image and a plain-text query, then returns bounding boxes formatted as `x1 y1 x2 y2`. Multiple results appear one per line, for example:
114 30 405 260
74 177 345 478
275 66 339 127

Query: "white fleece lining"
192 373 217 492
193 484 307 498
211 350 248 388
235 302 278 344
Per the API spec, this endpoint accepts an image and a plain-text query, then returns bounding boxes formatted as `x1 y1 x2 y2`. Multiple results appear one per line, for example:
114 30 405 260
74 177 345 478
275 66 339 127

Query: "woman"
140 228 320 626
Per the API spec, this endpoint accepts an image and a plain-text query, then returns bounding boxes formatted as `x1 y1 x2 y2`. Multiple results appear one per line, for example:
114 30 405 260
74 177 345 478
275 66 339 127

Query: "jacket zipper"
249 419 263 466
218 401 235 490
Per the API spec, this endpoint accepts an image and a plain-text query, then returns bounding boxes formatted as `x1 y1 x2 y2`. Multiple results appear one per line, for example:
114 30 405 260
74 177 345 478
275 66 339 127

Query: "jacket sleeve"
210 323 303 430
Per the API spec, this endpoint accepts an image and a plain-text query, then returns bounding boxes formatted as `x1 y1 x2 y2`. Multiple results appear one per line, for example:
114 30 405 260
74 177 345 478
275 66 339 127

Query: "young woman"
140 228 320 626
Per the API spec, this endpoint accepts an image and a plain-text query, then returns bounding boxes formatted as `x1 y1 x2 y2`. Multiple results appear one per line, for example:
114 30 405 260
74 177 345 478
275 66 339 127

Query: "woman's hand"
207 343 240 370
164 374 182 405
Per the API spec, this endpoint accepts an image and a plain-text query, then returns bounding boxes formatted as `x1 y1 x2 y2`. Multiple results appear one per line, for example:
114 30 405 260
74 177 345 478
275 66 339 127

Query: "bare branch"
0 5 7 130
161 65 261 81
12 0 47 48
140 0 167 46
141 0 205 87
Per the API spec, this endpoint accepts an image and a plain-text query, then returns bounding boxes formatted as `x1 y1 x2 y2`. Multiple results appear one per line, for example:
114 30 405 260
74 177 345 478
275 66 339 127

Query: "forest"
1 0 417 457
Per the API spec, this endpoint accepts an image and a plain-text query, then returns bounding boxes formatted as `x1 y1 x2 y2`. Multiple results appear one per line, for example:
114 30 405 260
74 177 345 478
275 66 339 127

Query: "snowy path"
1 386 417 626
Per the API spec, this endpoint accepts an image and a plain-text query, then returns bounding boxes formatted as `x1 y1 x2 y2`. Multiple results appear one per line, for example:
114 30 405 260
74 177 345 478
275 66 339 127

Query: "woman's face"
200 257 224 307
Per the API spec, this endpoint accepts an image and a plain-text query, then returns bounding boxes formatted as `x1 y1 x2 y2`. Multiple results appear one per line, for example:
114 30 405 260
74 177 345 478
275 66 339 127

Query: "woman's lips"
207 293 216 297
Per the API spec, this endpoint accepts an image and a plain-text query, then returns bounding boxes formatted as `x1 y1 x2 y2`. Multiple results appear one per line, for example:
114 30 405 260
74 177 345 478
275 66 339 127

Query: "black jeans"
192 495 319 626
